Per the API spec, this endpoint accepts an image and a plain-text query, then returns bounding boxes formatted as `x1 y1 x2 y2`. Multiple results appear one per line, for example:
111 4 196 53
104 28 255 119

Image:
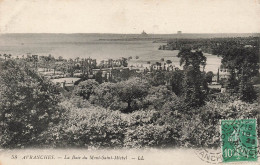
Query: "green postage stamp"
221 119 258 162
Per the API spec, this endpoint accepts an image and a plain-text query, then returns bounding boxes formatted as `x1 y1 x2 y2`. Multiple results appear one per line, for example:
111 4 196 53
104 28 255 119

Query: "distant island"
141 30 148 36
98 30 161 41
98 32 260 42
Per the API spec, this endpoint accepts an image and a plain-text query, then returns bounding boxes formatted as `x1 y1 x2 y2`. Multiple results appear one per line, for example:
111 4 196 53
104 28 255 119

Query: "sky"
0 0 259 34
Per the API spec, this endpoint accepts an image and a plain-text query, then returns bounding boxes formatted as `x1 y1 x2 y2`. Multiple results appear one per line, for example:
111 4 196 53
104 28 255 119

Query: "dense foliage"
73 79 99 100
221 46 259 102
37 95 259 149
0 60 63 148
177 48 207 107
0 41 259 150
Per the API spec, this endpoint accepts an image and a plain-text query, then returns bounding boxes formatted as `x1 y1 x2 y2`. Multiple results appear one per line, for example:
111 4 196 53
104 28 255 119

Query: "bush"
124 124 175 148
40 101 184 148
42 102 127 148
124 110 182 148
181 100 260 148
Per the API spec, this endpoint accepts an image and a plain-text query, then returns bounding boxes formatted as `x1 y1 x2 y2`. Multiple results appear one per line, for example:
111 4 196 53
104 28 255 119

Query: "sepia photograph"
0 0 260 164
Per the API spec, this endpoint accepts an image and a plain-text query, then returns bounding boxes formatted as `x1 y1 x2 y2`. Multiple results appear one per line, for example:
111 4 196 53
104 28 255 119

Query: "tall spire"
141 30 147 35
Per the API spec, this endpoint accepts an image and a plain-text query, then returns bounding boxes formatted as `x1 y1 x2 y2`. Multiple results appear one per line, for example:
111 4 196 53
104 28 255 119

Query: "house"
51 77 80 88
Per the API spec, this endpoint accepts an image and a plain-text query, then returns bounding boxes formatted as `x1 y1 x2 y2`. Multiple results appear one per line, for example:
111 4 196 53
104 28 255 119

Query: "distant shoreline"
1 33 259 38
99 38 162 41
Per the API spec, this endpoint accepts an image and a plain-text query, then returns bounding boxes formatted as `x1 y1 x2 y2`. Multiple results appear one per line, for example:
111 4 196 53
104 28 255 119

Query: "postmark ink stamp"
221 119 258 162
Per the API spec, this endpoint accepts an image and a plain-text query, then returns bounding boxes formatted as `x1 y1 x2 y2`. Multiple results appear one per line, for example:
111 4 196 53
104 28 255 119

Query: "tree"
56 64 67 77
143 85 180 110
205 71 214 84
91 78 150 113
95 71 103 84
166 60 172 71
177 47 207 107
120 68 131 80
58 56 63 61
3 54 7 60
155 62 161 70
239 76 257 102
147 61 151 71
75 57 80 62
0 60 62 148
217 68 220 83
221 47 259 102
178 48 206 70
90 82 119 109
121 57 128 67
116 78 149 112
146 70 166 86
99 60 105 68
73 79 99 100
170 70 184 96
